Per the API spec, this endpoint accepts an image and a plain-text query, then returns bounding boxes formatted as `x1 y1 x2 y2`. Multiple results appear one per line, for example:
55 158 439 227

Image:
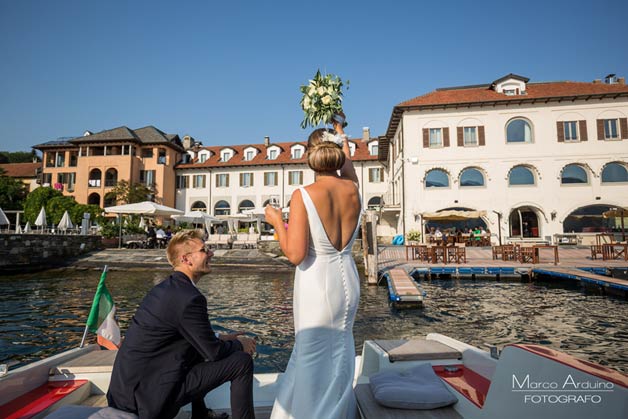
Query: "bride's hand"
265 205 282 228
332 111 346 134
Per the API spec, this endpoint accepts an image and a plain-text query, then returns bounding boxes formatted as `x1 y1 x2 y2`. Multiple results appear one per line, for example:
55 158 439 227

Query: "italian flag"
86 266 121 350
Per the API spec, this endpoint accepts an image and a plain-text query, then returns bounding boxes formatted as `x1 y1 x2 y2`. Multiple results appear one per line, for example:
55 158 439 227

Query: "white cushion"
369 364 457 410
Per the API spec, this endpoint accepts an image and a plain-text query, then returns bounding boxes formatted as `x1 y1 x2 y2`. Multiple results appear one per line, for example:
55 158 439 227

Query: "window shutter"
264 173 268 186
239 173 243 186
379 168 384 181
250 173 254 187
478 126 485 146
422 129 429 148
299 172 303 184
620 118 628 139
368 169 373 182
443 128 450 147
596 119 604 140
215 175 219 187
457 127 463 146
579 120 588 141
556 121 565 142
226 174 229 187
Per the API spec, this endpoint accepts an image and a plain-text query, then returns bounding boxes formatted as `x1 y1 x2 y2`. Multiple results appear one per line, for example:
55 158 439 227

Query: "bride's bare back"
304 176 361 252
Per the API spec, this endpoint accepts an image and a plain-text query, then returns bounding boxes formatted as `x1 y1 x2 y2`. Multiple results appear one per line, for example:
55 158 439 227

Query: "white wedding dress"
271 186 361 419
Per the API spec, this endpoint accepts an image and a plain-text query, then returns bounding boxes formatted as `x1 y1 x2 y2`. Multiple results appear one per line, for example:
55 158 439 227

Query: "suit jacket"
107 271 243 418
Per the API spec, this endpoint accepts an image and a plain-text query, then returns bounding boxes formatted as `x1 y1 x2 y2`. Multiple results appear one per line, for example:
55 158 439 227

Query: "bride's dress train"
270 187 361 419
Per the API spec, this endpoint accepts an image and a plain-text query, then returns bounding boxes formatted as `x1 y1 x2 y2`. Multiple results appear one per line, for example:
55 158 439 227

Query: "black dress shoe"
191 408 229 419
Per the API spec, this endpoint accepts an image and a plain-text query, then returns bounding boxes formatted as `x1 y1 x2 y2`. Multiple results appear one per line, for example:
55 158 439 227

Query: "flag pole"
80 265 109 348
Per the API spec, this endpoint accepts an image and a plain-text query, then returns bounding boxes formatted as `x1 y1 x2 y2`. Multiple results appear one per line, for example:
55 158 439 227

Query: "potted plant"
406 230 421 244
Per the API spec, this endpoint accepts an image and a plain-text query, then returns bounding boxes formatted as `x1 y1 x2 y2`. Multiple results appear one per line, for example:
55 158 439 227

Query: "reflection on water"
0 269 626 373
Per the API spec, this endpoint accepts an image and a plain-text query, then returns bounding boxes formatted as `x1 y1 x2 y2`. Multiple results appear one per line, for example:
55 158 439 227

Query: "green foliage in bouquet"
406 230 422 242
300 70 348 129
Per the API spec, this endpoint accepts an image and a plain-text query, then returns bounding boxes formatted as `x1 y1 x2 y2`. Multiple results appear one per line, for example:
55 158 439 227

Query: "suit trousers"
170 351 255 419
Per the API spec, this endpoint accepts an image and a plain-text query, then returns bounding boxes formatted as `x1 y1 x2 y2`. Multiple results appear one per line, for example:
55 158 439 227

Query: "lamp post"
493 210 502 246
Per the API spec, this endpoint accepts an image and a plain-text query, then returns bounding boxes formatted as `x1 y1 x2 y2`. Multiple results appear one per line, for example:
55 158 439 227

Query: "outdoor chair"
416 245 429 262
432 246 447 263
492 245 503 260
447 243 466 263
502 244 518 261
245 234 259 248
519 245 536 264
590 244 604 260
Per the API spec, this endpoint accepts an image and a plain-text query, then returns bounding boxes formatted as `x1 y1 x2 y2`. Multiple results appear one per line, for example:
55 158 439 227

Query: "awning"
603 208 628 218
419 210 487 221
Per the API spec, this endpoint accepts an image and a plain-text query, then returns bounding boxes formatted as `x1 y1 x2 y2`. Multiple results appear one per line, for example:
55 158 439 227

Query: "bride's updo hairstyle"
307 128 345 173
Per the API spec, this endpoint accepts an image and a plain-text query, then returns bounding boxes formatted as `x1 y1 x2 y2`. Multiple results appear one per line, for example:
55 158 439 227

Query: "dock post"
363 210 379 285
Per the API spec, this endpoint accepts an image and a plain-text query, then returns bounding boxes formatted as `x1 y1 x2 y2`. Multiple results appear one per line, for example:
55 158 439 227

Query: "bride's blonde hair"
307 129 345 172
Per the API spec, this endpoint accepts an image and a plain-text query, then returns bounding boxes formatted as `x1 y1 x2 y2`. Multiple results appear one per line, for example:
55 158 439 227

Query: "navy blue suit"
107 271 254 419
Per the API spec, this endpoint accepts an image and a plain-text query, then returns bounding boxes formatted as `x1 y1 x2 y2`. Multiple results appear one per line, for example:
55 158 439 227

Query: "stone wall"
0 234 103 273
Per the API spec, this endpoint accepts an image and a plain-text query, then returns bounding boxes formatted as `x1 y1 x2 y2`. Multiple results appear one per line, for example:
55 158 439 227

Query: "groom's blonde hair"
307 129 345 172
167 229 204 267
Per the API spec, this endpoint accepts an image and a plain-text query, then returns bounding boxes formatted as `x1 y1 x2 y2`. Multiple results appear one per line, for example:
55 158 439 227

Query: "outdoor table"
405 243 421 260
533 244 559 265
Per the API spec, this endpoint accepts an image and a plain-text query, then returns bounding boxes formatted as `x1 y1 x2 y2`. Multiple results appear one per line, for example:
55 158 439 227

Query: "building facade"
174 131 387 217
381 74 628 243
0 162 41 192
33 126 184 208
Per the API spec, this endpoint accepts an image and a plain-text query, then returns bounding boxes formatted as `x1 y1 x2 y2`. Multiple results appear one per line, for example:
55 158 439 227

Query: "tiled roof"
176 139 379 169
386 77 628 139
397 81 628 107
70 126 138 143
0 162 40 178
31 139 74 149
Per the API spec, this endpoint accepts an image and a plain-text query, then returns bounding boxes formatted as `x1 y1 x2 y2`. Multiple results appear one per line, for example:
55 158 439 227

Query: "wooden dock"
532 267 628 297
383 268 423 308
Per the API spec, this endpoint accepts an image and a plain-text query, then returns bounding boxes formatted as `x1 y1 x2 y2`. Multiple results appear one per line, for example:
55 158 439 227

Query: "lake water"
1 268 626 373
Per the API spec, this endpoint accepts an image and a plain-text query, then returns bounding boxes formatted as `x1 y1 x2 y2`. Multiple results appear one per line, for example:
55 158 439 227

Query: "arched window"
103 192 116 207
88 169 102 187
105 168 118 187
509 166 535 186
506 118 533 143
460 168 485 187
238 200 255 213
509 207 540 238
191 201 207 212
88 192 100 206
425 169 449 188
367 196 382 209
214 200 230 216
561 164 588 184
601 163 628 183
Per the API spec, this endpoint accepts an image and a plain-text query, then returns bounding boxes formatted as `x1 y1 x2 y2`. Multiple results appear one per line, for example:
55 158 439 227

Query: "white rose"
317 86 325 95
321 95 332 105
308 86 316 96
303 96 311 109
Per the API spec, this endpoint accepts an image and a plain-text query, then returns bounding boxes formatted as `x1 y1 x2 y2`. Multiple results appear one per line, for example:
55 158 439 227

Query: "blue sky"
1 0 627 152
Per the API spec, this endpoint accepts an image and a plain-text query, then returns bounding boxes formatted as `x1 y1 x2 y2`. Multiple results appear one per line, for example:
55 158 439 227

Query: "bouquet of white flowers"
299 70 348 129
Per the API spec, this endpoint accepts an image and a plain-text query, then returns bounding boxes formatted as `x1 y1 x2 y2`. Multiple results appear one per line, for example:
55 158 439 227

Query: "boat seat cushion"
45 405 138 419
369 364 457 410
375 339 462 361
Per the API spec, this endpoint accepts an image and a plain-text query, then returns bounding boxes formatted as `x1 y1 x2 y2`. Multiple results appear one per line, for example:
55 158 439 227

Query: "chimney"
618 77 625 85
592 79 601 84
362 127 370 142
182 135 192 150
264 136 270 147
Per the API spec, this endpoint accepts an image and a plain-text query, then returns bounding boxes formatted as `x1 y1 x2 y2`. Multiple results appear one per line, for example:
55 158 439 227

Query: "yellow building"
33 126 184 208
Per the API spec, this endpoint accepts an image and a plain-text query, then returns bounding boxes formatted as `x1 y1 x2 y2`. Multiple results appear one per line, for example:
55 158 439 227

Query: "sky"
1 0 627 152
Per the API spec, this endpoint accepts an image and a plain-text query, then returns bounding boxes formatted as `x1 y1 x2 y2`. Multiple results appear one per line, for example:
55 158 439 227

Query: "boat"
1 334 626 418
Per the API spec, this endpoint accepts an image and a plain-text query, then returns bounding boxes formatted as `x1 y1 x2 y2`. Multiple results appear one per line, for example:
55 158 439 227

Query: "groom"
107 230 256 419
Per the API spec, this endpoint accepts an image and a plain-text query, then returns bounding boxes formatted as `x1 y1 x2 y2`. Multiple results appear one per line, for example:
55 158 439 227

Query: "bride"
265 114 361 419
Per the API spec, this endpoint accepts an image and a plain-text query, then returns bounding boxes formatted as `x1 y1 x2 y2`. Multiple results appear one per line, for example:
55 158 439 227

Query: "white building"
381 73 628 243
175 130 387 220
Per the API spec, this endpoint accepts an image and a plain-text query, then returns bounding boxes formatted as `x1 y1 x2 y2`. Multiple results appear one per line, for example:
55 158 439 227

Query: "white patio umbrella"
35 206 47 232
24 221 32 233
15 224 23 234
171 211 222 224
57 210 74 232
104 201 183 247
0 207 9 226
104 201 184 216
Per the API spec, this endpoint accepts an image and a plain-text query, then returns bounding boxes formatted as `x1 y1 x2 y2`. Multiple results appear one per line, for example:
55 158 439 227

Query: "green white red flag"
86 266 121 350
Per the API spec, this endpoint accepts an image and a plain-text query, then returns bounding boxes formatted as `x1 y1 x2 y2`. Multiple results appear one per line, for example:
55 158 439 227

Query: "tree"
0 150 40 163
0 169 27 210
109 180 154 204
47 195 77 224
23 187 64 223
71 203 104 225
